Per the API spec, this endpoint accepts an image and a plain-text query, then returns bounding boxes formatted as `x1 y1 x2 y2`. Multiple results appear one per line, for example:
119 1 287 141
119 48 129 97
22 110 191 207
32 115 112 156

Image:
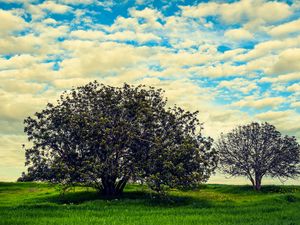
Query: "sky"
0 0 300 184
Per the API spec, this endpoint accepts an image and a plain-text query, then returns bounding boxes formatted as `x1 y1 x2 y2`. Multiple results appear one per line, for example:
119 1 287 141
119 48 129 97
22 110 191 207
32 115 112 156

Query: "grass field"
0 182 299 225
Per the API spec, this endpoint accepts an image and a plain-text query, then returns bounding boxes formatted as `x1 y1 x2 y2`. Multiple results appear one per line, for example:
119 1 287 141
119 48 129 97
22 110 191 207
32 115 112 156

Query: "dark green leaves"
21 81 216 196
216 122 300 190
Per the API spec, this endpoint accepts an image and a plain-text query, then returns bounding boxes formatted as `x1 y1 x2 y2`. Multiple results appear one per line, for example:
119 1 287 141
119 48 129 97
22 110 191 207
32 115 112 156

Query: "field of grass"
0 182 299 225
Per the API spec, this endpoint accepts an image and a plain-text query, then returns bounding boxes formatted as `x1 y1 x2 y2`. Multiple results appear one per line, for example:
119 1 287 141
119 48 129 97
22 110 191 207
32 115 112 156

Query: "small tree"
21 81 217 196
216 122 300 191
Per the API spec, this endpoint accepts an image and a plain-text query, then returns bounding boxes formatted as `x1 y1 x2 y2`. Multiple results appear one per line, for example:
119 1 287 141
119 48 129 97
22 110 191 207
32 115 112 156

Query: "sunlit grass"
0 182 299 225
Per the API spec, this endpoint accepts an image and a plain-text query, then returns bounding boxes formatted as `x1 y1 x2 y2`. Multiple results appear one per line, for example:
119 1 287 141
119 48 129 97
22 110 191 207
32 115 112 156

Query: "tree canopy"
20 81 217 196
216 122 300 190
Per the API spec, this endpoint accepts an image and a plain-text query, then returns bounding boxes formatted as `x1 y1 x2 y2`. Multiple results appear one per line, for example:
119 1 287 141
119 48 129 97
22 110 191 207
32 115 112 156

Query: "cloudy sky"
0 0 300 184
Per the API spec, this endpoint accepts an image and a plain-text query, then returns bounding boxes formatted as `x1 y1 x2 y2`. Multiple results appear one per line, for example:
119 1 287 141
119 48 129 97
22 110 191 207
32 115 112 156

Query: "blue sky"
0 0 300 183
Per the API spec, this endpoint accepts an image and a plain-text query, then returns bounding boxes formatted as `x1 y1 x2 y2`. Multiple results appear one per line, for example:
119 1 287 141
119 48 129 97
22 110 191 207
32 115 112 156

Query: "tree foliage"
21 81 217 196
216 122 300 190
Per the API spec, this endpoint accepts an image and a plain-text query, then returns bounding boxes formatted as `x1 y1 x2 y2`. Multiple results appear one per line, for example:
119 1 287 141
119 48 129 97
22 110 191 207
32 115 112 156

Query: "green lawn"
0 182 299 225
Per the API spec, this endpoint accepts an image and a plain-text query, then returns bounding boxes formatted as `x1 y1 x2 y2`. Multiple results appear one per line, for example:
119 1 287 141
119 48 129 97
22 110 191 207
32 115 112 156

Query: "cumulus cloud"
236 36 300 61
0 62 57 81
59 41 156 77
0 90 57 121
218 78 258 94
232 96 285 109
39 1 71 14
1 0 300 182
107 30 161 43
194 63 247 77
157 50 213 68
291 102 300 108
224 28 254 41
70 30 106 40
287 83 300 92
260 72 300 83
57 0 94 5
0 80 45 94
0 135 26 171
269 18 300 37
181 0 292 26
129 7 163 28
256 110 300 139
0 54 36 70
267 48 300 75
52 77 96 89
0 9 27 36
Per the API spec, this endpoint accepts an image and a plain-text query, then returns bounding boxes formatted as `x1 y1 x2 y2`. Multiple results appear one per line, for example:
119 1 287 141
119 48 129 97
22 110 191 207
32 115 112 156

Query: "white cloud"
224 28 254 41
127 7 164 31
0 62 56 81
244 55 277 74
0 22 68 55
267 48 300 75
57 0 94 5
256 110 291 120
157 50 212 68
135 0 153 5
0 90 56 121
39 1 71 14
0 35 41 55
181 2 218 18
96 0 115 11
291 102 300 108
0 0 300 182
191 63 246 78
181 0 292 26
237 36 300 61
0 54 36 70
70 30 106 40
129 7 162 23
109 16 140 32
260 72 300 83
26 3 45 20
52 77 96 89
0 0 38 2
107 30 161 43
287 83 300 92
218 78 258 94
59 41 155 77
43 18 58 24
0 79 45 94
0 135 27 170
256 110 300 139
0 9 27 36
232 96 285 109
269 18 300 37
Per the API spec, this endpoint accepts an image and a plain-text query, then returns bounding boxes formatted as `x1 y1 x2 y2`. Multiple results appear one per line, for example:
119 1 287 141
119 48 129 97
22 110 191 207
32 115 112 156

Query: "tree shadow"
206 184 300 195
259 185 300 194
207 185 255 194
32 188 213 209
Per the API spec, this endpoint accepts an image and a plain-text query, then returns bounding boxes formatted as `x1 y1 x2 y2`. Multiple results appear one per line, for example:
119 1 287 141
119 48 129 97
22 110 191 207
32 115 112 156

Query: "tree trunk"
115 177 128 195
254 176 262 191
249 176 255 188
249 174 262 191
102 176 117 197
101 176 128 197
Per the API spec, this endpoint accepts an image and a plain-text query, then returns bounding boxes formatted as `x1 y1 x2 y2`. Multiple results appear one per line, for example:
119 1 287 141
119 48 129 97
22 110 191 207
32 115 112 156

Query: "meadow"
0 182 299 225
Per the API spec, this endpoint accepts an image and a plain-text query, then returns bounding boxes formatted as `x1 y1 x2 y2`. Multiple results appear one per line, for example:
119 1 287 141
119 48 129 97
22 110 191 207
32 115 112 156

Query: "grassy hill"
0 182 299 225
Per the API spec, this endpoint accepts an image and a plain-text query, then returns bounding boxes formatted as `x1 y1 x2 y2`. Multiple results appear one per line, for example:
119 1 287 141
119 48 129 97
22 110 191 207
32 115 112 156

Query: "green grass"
0 182 299 225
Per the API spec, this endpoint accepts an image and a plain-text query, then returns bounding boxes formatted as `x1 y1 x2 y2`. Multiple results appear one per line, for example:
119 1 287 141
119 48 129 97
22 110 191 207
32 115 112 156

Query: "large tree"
216 122 300 190
21 81 217 196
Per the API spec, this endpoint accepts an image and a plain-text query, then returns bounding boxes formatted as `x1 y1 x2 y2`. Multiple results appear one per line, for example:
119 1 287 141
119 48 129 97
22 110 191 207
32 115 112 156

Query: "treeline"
18 81 300 196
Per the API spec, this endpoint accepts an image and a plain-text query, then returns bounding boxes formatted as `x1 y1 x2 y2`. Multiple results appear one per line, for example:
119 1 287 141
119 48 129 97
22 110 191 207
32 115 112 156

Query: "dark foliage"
17 172 34 182
21 81 217 196
216 122 300 190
